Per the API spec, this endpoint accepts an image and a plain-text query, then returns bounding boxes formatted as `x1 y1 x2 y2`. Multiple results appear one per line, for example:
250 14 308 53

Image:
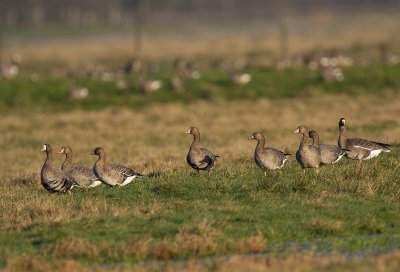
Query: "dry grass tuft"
309 217 343 236
49 237 100 259
237 232 267 254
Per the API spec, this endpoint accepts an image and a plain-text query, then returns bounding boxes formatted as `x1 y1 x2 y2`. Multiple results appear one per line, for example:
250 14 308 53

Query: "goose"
294 126 322 169
309 130 346 165
59 146 102 188
40 144 75 193
140 79 162 94
231 72 252 85
170 74 184 93
68 83 89 99
249 132 290 174
91 147 143 186
338 118 391 160
185 127 219 174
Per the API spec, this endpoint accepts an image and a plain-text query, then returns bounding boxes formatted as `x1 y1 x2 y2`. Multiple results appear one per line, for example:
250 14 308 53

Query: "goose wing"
348 138 391 151
198 148 218 170
42 170 76 192
110 163 143 177
67 164 101 187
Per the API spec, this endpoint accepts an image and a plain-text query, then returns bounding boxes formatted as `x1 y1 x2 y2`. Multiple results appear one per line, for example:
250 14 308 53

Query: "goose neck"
62 153 73 169
256 138 265 152
311 135 319 147
44 150 53 167
191 133 200 149
339 126 347 149
301 132 309 146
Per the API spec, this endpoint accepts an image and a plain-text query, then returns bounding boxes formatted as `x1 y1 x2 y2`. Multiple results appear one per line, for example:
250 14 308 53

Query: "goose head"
339 117 346 128
40 144 52 152
185 127 200 136
91 147 105 157
248 132 264 141
308 130 319 139
59 146 72 155
294 125 309 134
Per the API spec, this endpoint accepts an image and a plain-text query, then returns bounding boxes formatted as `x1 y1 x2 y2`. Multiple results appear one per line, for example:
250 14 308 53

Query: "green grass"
1 64 400 112
1 62 400 270
1 151 400 268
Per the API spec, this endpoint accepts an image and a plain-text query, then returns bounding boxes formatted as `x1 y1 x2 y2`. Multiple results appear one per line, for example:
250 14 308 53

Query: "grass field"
1 57 400 271
1 63 400 111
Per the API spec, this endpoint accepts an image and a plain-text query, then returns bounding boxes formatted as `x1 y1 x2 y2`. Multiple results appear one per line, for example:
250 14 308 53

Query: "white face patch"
41 145 47 151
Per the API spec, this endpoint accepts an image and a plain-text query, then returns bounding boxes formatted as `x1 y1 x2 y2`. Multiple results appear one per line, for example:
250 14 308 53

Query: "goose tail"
375 142 391 152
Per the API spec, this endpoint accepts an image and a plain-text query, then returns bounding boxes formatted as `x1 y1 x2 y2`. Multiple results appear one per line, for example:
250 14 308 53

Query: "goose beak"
248 135 255 140
40 146 46 152
294 128 300 134
184 129 191 134
58 149 64 154
90 152 95 155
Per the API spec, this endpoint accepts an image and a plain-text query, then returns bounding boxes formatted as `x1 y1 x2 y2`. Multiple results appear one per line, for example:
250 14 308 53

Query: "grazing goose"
185 127 219 174
294 126 322 169
338 118 391 160
309 131 346 165
249 132 290 174
59 146 102 188
91 147 143 186
231 72 252 85
40 144 75 193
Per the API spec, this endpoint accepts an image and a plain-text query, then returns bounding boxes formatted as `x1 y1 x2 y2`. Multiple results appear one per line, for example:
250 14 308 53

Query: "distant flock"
40 117 392 193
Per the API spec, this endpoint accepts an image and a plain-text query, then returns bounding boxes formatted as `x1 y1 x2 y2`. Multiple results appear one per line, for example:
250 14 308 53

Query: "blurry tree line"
0 0 399 27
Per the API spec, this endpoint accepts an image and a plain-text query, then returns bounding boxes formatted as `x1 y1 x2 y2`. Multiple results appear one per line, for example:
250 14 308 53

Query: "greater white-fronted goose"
91 147 143 186
294 126 322 169
309 130 346 165
338 118 391 160
249 132 290 174
140 79 162 94
185 127 219 174
231 72 252 85
59 146 102 188
40 144 75 193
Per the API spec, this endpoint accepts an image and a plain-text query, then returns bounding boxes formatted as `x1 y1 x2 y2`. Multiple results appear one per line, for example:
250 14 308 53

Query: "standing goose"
185 127 219 174
249 132 290 174
59 146 102 188
294 126 322 169
309 130 346 165
338 118 391 160
91 147 143 186
40 144 75 193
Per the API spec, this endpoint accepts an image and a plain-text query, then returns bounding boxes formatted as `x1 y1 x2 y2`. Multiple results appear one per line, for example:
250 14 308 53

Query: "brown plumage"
338 118 391 160
185 127 219 174
249 132 290 172
309 131 346 165
294 126 322 169
59 146 102 188
91 147 143 186
40 144 75 193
